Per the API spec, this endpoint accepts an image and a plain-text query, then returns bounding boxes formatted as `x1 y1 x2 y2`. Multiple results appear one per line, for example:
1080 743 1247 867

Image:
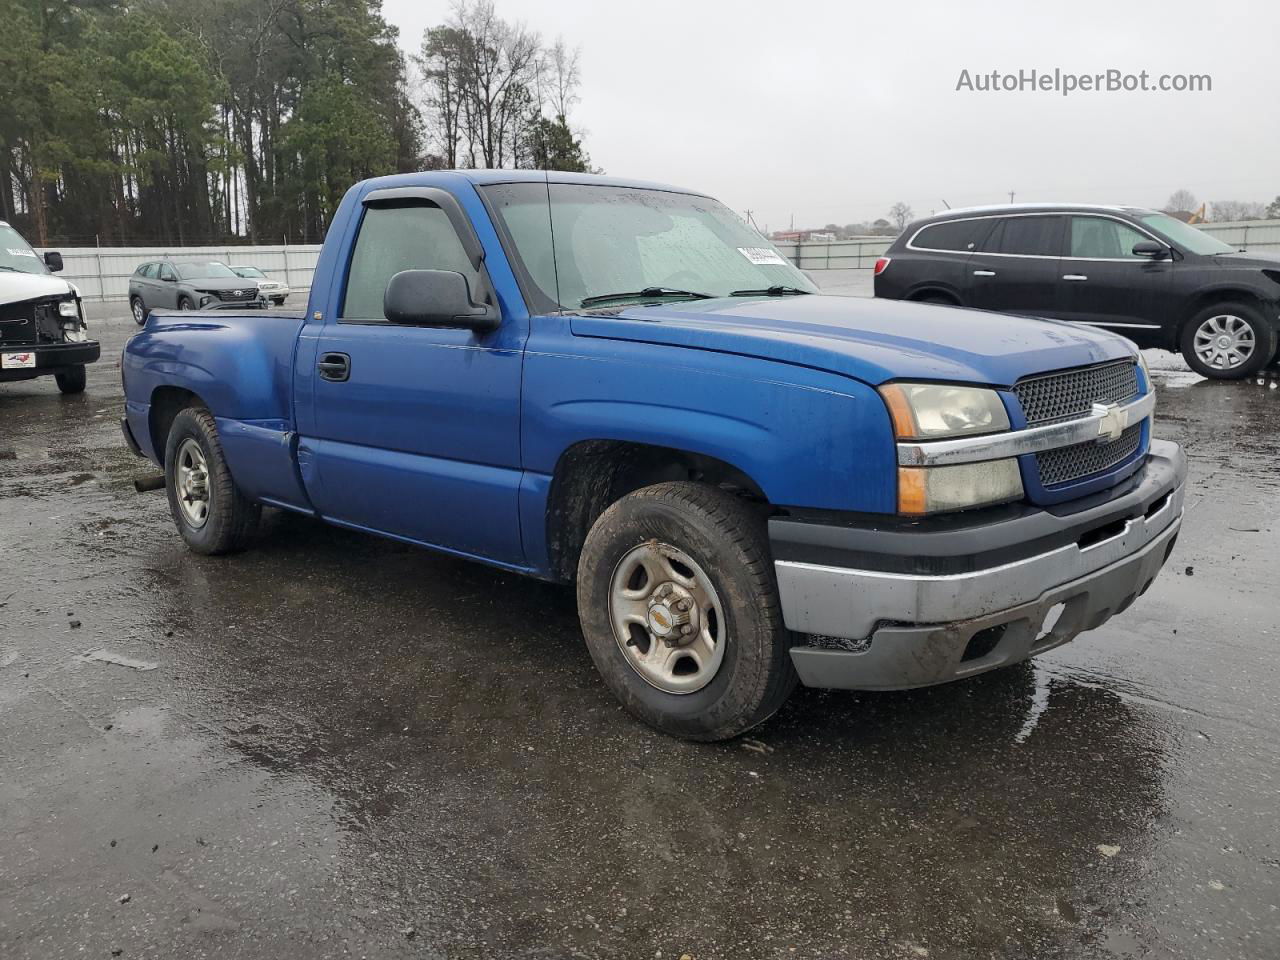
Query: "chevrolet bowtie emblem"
1092 402 1124 442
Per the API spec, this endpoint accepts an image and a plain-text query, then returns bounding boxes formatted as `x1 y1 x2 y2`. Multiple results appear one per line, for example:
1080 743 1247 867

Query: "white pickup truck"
0 221 98 393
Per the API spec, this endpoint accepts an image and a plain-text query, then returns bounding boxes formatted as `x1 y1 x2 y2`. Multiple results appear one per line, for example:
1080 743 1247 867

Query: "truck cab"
0 222 98 393
121 171 1186 740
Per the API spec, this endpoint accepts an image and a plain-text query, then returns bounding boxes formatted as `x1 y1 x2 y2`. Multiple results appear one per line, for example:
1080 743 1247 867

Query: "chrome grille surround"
1014 360 1139 426
1035 423 1143 487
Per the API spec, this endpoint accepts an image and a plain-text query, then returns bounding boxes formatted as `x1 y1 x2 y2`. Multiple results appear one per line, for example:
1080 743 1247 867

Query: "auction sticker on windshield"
2 352 36 369
737 246 788 266
6 248 38 258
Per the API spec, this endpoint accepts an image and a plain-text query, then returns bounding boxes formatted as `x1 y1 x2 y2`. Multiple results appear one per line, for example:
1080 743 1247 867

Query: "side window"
993 216 1064 257
341 201 482 321
137 263 155 279
158 263 176 281
1069 217 1150 259
911 218 991 252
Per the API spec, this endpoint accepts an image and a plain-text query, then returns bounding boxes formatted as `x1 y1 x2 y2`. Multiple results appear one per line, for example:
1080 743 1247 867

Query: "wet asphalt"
1 293 1278 959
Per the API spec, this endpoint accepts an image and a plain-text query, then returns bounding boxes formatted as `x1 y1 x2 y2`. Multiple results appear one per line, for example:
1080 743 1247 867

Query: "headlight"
881 382 1022 515
879 383 1010 439
898 460 1023 516
57 300 78 318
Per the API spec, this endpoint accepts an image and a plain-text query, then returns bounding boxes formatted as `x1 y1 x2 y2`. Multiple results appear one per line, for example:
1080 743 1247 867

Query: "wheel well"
907 288 960 305
544 440 768 582
1178 289 1269 343
148 387 205 464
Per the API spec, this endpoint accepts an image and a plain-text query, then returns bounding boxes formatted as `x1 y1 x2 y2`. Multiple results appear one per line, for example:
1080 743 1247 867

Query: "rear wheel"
914 293 959 306
54 366 86 394
576 481 797 741
1180 302 1277 379
163 407 260 555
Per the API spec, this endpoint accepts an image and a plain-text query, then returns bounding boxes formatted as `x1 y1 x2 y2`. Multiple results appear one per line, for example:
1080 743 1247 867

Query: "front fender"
521 323 897 514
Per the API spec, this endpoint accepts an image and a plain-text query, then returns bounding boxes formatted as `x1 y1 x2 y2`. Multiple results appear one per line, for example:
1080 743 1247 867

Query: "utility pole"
1008 190 1016 204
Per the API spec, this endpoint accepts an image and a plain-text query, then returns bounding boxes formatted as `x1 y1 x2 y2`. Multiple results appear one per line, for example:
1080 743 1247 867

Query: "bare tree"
888 202 914 232
1164 189 1197 214
1209 200 1266 223
416 2 583 171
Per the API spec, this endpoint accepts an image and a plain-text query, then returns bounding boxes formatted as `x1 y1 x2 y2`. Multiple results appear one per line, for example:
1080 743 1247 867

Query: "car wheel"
1180 302 1277 380
163 407 260 555
576 481 797 741
54 366 87 394
915 293 959 306
178 296 195 311
131 297 147 325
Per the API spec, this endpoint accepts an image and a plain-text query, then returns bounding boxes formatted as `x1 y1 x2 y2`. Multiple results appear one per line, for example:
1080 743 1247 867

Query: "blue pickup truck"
121 171 1186 740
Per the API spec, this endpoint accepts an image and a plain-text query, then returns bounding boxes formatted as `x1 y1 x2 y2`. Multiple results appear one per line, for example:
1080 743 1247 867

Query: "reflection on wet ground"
2 315 1278 958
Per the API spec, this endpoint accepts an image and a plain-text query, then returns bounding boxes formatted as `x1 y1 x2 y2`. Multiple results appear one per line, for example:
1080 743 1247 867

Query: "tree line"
0 0 592 247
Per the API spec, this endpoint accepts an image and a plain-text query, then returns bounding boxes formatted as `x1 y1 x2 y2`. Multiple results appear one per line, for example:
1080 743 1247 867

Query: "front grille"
1014 360 1139 426
0 303 37 346
213 288 256 301
1035 423 1142 487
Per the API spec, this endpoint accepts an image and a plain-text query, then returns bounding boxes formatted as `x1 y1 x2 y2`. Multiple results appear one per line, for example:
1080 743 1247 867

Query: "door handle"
973 269 996 277
318 352 350 382
1063 274 1088 281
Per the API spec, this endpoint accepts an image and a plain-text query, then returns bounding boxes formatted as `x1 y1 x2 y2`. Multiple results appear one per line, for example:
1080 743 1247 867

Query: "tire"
54 366 87 394
178 296 195 311
576 481 797 741
915 293 959 306
1180 302 1277 380
131 297 147 325
163 407 260 555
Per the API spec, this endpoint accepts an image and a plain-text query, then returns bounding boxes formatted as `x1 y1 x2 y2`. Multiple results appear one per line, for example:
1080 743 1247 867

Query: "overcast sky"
382 0 1278 231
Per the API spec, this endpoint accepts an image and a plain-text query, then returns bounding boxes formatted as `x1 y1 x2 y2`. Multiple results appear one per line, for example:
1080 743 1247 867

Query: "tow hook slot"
133 475 165 493
1078 516 1129 550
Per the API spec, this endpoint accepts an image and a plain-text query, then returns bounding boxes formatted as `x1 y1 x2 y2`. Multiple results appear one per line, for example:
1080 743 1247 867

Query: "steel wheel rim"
179 300 194 311
1194 314 1255 369
175 438 211 528
133 301 144 323
608 541 727 695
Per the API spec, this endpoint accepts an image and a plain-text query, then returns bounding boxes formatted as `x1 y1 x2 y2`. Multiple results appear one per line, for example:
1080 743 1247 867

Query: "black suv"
873 204 1280 379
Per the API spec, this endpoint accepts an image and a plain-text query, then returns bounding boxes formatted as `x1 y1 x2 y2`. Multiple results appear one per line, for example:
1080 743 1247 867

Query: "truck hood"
569 295 1136 387
0 271 75 306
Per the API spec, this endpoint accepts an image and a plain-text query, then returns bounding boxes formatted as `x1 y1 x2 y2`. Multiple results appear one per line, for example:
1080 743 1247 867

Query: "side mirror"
1132 240 1168 259
384 270 499 332
43 251 63 272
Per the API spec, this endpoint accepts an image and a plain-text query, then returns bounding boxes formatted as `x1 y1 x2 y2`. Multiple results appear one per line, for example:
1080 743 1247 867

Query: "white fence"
32 243 322 303
773 237 893 271
33 218 1280 302
1195 218 1280 252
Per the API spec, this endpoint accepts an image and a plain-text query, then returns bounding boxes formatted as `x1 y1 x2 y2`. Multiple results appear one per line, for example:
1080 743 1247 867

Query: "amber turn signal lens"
897 467 929 516
879 383 918 439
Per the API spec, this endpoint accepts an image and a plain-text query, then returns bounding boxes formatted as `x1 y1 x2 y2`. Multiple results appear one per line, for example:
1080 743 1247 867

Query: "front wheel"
54 366 87 394
576 481 797 741
178 296 195 311
1180 302 1277 379
131 297 146 325
163 407 260 555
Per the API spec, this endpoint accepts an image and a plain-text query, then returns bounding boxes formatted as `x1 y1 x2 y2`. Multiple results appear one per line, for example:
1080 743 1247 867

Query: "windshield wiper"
0 265 22 273
579 287 713 308
729 285 812 297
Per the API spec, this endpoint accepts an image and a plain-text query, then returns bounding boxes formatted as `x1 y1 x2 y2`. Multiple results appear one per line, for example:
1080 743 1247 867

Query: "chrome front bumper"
773 440 1187 690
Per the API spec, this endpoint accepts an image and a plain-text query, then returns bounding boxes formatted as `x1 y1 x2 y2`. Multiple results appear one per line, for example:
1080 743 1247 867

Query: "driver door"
156 263 180 309
299 196 529 566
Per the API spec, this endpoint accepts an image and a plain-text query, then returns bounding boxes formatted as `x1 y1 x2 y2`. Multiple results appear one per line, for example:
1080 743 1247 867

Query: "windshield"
1139 213 1236 256
233 266 266 279
176 261 237 280
0 222 48 275
482 182 816 311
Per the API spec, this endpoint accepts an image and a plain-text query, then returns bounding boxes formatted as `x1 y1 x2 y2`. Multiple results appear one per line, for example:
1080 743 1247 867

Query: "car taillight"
874 257 891 276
